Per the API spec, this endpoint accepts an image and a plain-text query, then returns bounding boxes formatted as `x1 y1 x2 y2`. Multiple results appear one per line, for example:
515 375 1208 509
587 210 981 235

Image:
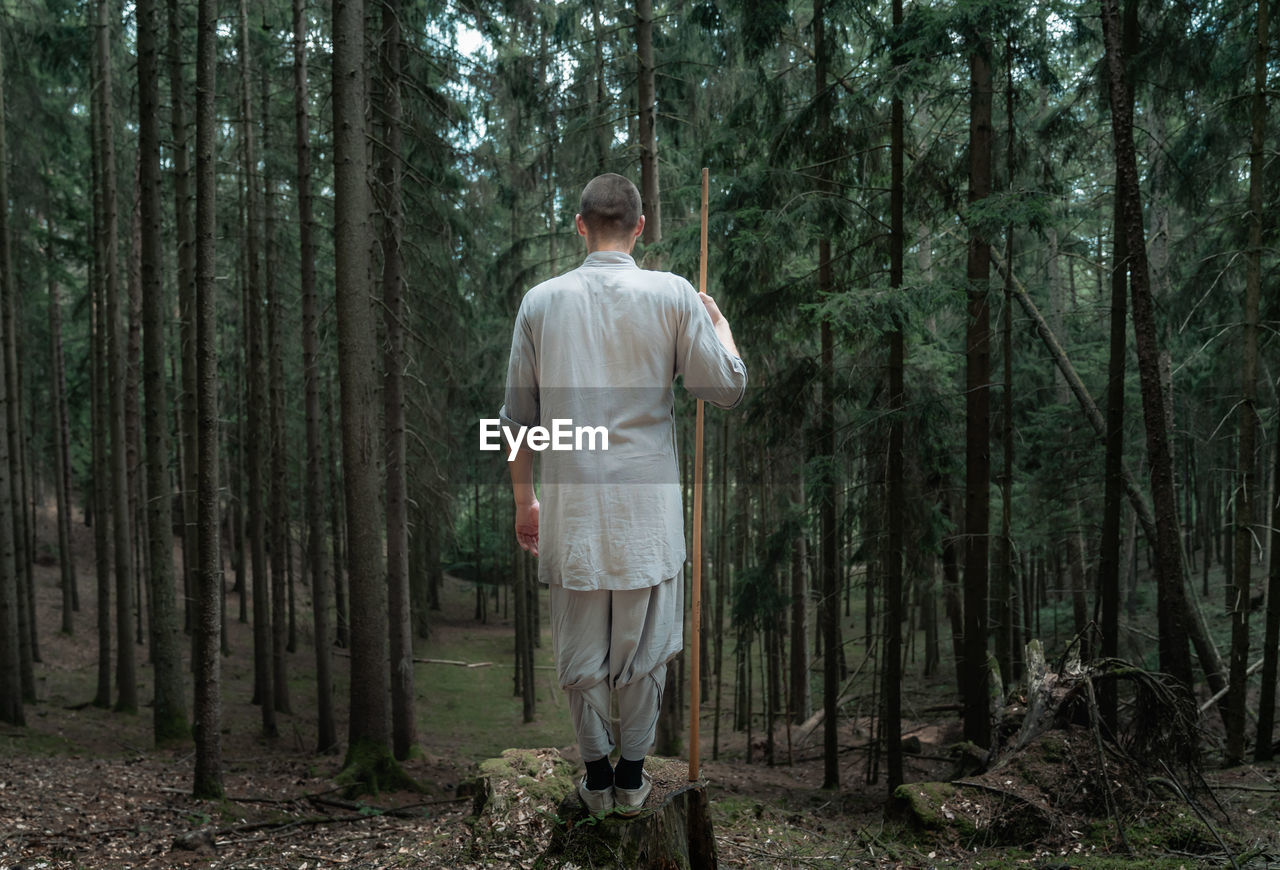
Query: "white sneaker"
577 776 614 815
613 770 652 818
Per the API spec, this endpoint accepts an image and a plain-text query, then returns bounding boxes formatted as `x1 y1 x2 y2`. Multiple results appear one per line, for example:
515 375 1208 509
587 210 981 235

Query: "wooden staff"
690 168 708 782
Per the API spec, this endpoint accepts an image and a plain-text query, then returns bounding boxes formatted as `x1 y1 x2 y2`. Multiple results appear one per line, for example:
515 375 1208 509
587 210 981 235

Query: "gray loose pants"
549 574 684 762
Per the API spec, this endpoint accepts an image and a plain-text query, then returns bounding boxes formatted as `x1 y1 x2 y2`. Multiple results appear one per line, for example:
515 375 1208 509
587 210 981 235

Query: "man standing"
499 173 746 816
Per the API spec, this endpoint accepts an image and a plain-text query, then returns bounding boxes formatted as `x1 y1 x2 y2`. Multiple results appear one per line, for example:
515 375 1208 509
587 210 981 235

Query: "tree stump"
543 756 717 870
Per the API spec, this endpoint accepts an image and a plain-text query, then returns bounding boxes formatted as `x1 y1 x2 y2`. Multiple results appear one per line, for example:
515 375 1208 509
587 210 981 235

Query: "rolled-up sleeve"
675 282 747 409
499 306 539 430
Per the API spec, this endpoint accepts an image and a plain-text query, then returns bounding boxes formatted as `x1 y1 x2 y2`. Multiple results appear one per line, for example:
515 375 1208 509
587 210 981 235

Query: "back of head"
579 174 642 240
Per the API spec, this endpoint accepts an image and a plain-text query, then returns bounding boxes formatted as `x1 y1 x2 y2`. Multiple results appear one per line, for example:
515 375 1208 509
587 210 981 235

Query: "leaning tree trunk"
990 247 1228 714
334 0 397 787
1229 0 1267 766
294 0 336 754
378 0 416 762
191 0 224 801
1100 0 1193 688
963 23 994 750
139 0 188 744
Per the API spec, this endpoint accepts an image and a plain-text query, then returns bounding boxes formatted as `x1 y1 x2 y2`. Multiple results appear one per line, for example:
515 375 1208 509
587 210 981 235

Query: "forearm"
715 320 739 358
507 445 536 505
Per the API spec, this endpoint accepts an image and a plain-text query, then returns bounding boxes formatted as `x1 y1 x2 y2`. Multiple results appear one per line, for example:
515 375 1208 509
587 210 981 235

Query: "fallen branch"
1199 658 1264 713
333 649 555 669
309 794 470 817
1152 760 1239 870
1208 783 1280 792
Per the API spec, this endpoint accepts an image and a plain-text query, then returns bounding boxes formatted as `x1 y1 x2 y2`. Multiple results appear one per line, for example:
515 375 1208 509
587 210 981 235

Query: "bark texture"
963 26 993 749
138 0 188 743
379 0 416 761
334 0 395 783
1100 0 1194 688
294 0 336 754
192 0 224 800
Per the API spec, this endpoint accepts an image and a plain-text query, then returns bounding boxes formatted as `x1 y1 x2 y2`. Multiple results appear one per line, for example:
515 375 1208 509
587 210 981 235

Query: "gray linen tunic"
499 250 748 591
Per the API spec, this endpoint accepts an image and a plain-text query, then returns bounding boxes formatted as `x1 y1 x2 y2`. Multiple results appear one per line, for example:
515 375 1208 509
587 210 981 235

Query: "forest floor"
3 502 1280 868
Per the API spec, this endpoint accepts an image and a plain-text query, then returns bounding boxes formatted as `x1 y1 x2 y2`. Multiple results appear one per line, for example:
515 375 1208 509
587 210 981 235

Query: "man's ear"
576 214 588 237
634 215 646 238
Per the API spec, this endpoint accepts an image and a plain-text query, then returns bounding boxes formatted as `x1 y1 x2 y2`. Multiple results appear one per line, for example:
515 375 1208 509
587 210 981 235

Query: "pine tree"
138 0 188 743
192 0 224 801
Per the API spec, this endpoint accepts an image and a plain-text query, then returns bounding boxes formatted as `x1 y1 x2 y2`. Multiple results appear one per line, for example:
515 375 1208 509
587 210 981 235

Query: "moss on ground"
474 747 576 808
893 781 977 839
337 738 422 797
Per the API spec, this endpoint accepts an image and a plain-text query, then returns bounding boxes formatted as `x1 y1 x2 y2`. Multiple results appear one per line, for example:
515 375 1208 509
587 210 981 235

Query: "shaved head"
578 174 643 240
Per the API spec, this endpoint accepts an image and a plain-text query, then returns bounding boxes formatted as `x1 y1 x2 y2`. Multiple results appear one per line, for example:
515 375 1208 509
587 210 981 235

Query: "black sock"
615 756 644 790
585 755 613 790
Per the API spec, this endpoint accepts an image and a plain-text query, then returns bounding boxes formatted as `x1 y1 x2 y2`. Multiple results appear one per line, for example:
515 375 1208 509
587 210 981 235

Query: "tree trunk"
788 471 811 723
811 0 841 792
327 372 348 649
293 0 336 755
99 0 139 715
990 248 1227 709
632 0 679 757
334 0 397 786
1099 196 1128 730
1229 0 1267 766
261 61 291 719
963 24 993 749
168 0 197 638
90 50 112 709
127 156 145 653
46 216 77 635
192 0 224 800
636 0 660 259
1100 0 1193 688
378 0 416 761
940 484 964 697
883 0 905 792
0 27 22 727
139 0 188 744
995 46 1015 685
1257 386 1280 761
238 0 276 738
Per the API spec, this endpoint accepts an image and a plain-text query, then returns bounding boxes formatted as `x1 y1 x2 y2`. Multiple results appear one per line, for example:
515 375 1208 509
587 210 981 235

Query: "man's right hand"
515 498 540 556
699 292 740 358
